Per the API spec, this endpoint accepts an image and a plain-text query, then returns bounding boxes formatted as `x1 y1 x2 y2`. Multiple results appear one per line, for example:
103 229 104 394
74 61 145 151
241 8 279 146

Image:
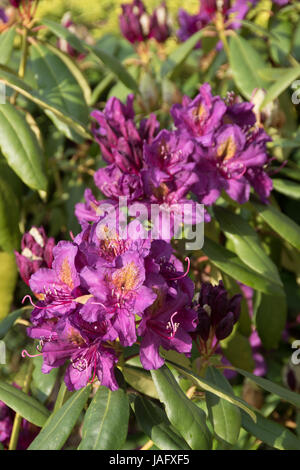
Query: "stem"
11 26 29 105
215 12 230 59
140 439 154 451
8 362 34 450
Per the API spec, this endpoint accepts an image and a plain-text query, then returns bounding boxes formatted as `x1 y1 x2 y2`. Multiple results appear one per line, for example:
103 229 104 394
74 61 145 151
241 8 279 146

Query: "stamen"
22 349 43 359
169 257 191 281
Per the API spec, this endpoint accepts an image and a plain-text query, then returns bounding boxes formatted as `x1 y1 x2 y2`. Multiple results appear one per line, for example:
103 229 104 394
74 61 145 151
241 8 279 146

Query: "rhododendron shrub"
0 0 300 452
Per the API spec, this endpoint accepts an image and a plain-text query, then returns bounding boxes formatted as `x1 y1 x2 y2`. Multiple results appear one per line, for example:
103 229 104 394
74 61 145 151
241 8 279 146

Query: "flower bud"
15 227 55 285
150 2 171 43
119 0 150 44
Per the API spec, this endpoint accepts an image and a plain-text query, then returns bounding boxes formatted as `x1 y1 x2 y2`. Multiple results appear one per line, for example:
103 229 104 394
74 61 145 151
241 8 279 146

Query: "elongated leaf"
0 306 30 339
31 356 59 404
255 293 287 349
40 18 138 93
151 366 212 450
236 369 300 409
0 27 16 65
221 330 255 372
273 178 300 199
250 199 300 251
30 43 89 141
214 206 282 289
229 35 269 99
0 104 47 191
205 367 241 445
123 365 159 400
134 395 190 450
0 172 20 251
28 386 91 450
0 68 91 139
0 380 49 427
161 29 206 78
78 386 129 450
165 360 256 422
0 252 17 320
241 409 300 450
261 66 300 108
202 237 281 296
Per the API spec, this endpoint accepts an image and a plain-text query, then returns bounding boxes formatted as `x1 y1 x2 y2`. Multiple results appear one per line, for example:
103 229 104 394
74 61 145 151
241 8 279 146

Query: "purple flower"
119 0 151 44
171 83 227 146
91 95 159 173
150 2 171 43
94 164 144 202
138 291 197 370
9 0 22 8
177 9 204 45
0 8 8 23
28 241 82 318
15 227 55 286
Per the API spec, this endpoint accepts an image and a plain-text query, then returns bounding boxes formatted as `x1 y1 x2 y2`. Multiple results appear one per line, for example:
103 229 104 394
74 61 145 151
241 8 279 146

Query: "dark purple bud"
119 0 151 44
150 2 171 43
9 0 22 8
196 308 211 342
15 227 54 285
215 311 235 341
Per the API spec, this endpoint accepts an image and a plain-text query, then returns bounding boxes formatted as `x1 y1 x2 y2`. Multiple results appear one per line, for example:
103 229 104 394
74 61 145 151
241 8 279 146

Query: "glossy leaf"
165 360 256 422
0 252 17 321
229 35 269 99
215 206 283 290
31 356 59 404
0 104 47 191
241 409 300 450
0 27 16 65
134 395 190 450
205 367 241 445
236 369 300 409
40 18 139 93
28 385 91 450
255 293 287 349
0 306 30 339
161 29 206 78
0 172 20 251
273 178 300 199
123 365 159 400
78 386 129 450
0 68 91 139
250 199 300 251
30 43 89 142
221 330 255 372
0 380 49 427
202 237 281 296
151 365 212 450
260 66 300 108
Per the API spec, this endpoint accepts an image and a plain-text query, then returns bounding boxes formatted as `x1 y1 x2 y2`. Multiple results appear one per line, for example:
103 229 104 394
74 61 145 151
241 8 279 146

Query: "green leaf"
0 306 30 339
151 366 212 450
260 66 300 108
30 43 89 142
123 365 159 400
0 380 50 427
134 395 190 450
214 206 282 289
0 67 91 139
202 237 281 296
229 35 269 99
255 293 287 349
31 356 59 404
40 18 139 93
165 360 256 422
0 172 20 251
161 29 206 78
273 178 300 199
250 199 300 251
0 27 16 66
236 368 300 409
269 19 292 65
0 104 47 191
221 330 255 372
78 386 129 450
205 367 241 445
28 385 91 450
241 409 300 450
0 252 17 320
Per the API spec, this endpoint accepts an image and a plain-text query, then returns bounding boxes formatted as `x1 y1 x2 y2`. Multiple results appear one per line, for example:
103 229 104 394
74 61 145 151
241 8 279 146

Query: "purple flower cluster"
119 0 171 44
177 0 251 45
82 83 272 232
20 222 197 390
